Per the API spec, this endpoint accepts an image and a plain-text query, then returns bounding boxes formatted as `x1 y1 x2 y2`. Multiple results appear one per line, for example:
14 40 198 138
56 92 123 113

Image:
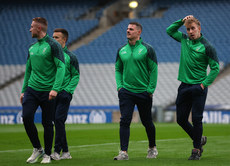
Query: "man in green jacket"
51 28 80 160
114 22 158 160
20 17 65 164
166 15 219 160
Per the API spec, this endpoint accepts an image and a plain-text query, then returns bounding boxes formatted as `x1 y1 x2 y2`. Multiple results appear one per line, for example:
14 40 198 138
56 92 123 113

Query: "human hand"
200 83 205 90
20 93 24 104
182 15 194 23
49 90 57 100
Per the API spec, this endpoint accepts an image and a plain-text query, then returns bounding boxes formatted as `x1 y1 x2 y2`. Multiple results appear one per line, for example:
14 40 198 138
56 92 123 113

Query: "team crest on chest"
196 46 201 51
43 47 48 54
138 48 144 54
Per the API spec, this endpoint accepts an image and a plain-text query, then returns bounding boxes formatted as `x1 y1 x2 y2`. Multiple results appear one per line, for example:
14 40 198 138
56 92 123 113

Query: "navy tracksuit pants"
22 87 55 155
118 88 156 151
53 90 72 153
176 82 208 149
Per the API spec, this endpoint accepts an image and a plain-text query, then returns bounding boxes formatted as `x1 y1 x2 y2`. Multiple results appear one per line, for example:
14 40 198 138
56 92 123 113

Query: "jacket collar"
128 38 142 46
38 34 48 42
63 46 68 51
191 33 203 43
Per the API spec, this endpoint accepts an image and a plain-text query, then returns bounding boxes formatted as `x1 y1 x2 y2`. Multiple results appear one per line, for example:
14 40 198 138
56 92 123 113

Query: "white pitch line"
0 136 227 153
0 149 31 153
0 138 188 153
70 142 119 148
69 138 190 148
137 138 188 143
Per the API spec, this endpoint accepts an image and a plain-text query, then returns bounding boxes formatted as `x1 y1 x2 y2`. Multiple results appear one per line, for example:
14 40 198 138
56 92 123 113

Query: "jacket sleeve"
202 46 220 87
51 43 65 92
166 19 184 42
146 47 158 94
21 54 31 93
115 49 123 91
64 55 80 94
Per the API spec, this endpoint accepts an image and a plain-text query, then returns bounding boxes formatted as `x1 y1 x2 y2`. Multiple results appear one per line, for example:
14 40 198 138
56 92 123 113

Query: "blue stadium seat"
0 2 100 65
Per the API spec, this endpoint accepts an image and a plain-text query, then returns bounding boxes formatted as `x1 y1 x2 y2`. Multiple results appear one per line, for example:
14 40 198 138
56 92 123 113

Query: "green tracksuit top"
166 19 219 87
115 38 158 94
61 46 80 94
21 34 65 93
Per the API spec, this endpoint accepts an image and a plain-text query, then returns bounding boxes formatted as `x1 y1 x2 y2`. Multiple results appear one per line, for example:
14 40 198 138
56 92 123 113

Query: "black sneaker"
200 136 207 156
188 149 200 160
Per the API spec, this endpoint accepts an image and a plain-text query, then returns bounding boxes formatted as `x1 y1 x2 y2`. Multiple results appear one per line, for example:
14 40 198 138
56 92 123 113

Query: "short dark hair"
32 17 48 32
129 22 142 31
53 28 69 42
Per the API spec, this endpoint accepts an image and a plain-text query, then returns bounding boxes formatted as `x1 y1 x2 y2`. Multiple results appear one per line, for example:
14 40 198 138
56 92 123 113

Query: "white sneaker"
41 154 51 164
60 152 72 160
26 147 44 163
114 151 129 160
146 147 158 158
51 152 60 160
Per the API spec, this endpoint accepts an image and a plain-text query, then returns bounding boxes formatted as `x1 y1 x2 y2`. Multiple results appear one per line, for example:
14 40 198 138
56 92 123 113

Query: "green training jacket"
115 38 158 94
61 46 80 94
166 19 219 87
21 34 65 93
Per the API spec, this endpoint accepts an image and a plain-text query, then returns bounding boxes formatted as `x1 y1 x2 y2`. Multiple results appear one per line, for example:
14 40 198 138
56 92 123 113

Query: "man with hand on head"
166 15 219 160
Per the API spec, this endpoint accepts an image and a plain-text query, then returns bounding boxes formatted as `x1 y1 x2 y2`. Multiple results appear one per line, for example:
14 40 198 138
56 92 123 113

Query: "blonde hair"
184 17 201 27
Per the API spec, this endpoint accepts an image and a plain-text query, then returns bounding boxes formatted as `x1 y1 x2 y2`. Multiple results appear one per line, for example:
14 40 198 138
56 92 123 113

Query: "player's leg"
53 90 72 160
40 91 55 163
188 84 207 160
176 83 193 139
191 85 208 150
114 88 135 160
136 91 158 158
119 88 135 152
22 87 43 163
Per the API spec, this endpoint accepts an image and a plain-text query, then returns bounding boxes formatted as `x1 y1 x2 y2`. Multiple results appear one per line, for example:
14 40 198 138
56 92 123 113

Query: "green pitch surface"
0 123 230 166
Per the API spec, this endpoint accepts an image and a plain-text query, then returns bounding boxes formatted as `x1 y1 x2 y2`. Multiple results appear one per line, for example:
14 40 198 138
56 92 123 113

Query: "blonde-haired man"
20 17 65 164
166 15 219 160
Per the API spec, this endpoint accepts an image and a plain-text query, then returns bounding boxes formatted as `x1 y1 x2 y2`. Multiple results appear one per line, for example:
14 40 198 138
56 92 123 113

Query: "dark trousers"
22 87 55 155
118 88 156 151
176 82 208 149
54 90 72 153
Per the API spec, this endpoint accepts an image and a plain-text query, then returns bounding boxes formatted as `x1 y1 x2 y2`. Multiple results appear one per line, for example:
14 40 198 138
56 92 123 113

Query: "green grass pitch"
0 123 230 166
